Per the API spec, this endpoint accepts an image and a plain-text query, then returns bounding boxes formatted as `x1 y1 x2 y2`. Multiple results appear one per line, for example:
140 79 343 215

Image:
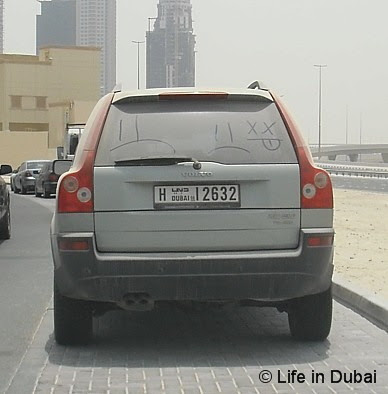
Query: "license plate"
154 184 240 208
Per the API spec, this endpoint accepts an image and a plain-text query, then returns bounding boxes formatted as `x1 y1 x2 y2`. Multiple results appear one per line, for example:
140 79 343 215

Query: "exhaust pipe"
117 293 154 311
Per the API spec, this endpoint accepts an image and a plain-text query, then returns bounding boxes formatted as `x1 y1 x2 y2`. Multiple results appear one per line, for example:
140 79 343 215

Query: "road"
1 193 388 393
0 194 54 393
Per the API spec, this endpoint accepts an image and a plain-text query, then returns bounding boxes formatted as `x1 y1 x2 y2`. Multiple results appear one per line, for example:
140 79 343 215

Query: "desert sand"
333 188 388 299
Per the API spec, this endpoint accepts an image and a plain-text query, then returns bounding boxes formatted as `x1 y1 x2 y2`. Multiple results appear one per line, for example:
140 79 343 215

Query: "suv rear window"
27 161 48 169
95 100 297 165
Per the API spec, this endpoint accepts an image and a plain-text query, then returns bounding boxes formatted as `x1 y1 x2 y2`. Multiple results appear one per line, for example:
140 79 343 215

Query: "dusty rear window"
95 100 297 165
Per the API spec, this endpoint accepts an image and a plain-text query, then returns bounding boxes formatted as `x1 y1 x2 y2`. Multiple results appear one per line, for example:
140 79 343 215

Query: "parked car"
35 160 71 198
13 160 51 194
10 167 19 192
0 164 12 239
51 85 334 345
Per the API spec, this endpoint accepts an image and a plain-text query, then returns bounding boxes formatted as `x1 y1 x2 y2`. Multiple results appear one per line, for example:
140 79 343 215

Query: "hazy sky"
3 0 388 144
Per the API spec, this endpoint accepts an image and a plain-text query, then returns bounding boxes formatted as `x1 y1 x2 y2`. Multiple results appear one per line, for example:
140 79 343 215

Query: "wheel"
54 279 93 345
0 209 11 240
20 182 27 195
10 181 14 192
35 186 42 197
14 183 20 194
43 184 50 198
288 287 332 341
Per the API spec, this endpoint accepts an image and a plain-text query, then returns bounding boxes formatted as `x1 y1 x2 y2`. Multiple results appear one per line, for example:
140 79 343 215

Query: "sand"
333 189 388 299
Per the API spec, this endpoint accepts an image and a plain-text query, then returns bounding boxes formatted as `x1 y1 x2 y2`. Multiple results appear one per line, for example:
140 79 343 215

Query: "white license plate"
154 184 240 208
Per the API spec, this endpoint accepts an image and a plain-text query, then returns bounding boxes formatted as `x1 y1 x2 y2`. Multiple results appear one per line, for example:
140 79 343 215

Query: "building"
0 0 3 54
36 0 116 96
36 0 76 50
0 47 100 167
76 0 116 96
146 0 195 88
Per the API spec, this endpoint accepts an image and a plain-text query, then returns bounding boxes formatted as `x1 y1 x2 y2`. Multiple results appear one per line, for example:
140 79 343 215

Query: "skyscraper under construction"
146 0 195 89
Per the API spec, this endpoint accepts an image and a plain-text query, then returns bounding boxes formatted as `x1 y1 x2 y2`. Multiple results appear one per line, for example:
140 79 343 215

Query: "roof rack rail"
112 83 122 93
247 81 268 91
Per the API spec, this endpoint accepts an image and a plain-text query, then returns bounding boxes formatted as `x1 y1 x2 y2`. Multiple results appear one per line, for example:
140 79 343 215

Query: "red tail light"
272 93 333 209
49 173 59 182
57 94 114 213
25 171 32 177
307 235 334 247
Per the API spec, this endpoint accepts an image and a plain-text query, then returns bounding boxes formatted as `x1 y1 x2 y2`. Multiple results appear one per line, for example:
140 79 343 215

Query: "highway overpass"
309 144 388 162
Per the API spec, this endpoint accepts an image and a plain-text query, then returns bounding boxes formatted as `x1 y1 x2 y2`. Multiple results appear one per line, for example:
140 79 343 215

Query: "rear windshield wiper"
114 156 201 167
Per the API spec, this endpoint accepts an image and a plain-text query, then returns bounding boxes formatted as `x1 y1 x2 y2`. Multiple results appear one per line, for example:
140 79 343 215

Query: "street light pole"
314 64 327 157
132 40 145 90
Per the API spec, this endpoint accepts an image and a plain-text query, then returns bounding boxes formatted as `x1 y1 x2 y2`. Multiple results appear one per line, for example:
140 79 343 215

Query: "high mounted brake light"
57 94 114 213
159 92 228 100
272 93 333 209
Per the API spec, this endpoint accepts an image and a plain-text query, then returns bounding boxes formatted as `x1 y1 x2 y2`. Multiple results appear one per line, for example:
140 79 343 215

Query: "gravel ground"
333 188 388 299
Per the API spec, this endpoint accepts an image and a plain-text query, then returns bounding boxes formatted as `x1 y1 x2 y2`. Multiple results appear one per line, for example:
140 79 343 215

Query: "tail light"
49 173 59 182
25 171 32 177
57 94 114 213
272 93 333 209
307 235 334 247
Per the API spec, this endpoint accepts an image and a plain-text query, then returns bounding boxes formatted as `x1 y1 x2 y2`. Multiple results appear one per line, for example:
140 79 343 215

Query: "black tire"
20 183 27 195
288 287 332 341
0 209 11 240
14 184 20 194
43 184 50 198
35 186 42 197
54 280 93 345
10 181 14 192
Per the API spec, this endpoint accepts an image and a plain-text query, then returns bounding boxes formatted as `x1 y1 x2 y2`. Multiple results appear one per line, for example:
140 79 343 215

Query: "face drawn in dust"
208 122 251 156
110 115 176 157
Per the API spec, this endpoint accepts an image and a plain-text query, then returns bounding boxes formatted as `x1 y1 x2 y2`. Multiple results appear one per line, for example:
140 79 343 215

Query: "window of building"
36 96 47 109
10 95 22 109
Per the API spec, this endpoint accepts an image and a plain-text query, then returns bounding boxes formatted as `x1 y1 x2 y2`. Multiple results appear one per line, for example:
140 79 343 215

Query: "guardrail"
317 163 388 179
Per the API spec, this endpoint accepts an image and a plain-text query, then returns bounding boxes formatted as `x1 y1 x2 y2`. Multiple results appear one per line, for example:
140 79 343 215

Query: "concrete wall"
0 131 56 168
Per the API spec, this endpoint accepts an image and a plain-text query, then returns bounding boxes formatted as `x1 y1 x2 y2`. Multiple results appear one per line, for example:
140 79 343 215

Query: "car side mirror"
53 160 72 176
0 165 12 175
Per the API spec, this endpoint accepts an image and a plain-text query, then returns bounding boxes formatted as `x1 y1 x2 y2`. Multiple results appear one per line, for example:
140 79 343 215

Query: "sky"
3 0 388 145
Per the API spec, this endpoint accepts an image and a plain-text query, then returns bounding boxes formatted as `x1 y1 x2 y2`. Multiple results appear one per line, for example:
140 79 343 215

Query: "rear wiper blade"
114 156 200 167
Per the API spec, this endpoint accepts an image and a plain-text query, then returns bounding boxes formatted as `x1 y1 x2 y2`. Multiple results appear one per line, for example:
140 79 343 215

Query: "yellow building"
0 46 100 167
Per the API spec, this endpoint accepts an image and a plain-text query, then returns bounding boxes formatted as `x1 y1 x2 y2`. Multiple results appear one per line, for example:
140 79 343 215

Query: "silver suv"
51 86 334 345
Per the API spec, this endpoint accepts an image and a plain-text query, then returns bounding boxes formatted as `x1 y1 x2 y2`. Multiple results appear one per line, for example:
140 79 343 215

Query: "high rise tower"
146 0 196 89
0 0 4 53
36 0 76 51
36 0 116 96
76 0 116 95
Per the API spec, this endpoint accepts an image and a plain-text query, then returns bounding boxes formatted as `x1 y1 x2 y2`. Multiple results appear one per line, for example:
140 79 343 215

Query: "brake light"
272 93 333 209
57 93 113 213
159 92 228 100
25 171 32 177
49 173 58 182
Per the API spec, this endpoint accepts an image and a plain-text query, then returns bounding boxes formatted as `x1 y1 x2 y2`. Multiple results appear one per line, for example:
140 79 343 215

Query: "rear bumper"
44 182 57 193
51 229 334 304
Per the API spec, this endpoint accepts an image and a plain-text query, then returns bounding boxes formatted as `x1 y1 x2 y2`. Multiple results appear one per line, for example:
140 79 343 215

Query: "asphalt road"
0 193 54 393
330 175 388 193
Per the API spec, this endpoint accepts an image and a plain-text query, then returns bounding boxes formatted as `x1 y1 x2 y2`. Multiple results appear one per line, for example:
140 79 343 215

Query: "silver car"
51 86 334 345
13 160 51 194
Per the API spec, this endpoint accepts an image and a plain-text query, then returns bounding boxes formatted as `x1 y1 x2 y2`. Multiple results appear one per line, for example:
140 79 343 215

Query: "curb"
333 272 388 332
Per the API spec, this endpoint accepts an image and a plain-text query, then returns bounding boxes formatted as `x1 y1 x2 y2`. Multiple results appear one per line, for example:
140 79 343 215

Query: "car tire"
21 183 27 195
35 186 42 197
0 209 11 240
54 280 93 345
10 181 14 192
43 185 50 199
288 287 332 341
